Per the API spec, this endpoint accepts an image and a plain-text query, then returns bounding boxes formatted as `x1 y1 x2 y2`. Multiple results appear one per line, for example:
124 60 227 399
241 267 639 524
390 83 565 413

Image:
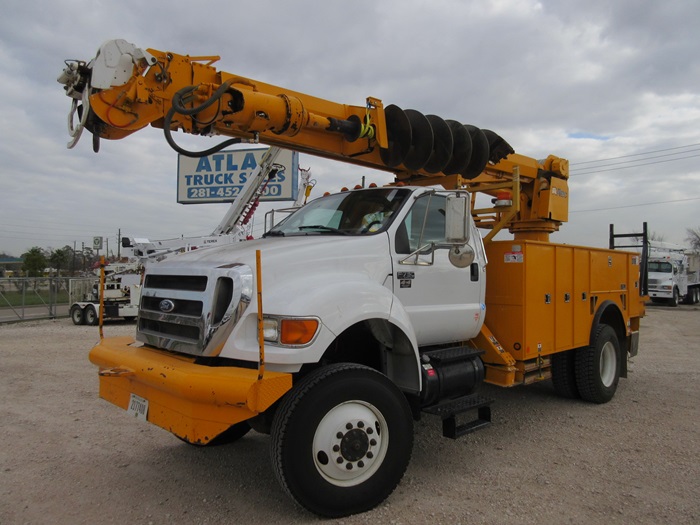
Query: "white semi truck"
648 246 700 306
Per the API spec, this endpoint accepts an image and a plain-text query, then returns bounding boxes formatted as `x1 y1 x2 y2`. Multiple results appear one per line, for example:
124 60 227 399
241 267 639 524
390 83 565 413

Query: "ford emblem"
159 299 176 313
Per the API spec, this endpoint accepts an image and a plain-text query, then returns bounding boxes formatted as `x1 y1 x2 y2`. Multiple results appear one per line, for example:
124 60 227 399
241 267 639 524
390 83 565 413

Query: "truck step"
422 393 492 439
421 345 485 363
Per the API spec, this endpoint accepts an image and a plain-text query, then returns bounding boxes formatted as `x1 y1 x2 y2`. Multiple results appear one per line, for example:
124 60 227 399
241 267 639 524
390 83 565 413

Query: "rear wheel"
575 324 620 404
70 305 85 325
84 305 98 326
551 349 579 399
691 288 699 304
271 363 413 518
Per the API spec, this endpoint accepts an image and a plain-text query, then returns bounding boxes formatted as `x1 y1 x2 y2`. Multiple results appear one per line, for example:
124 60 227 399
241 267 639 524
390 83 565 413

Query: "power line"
570 196 700 213
570 142 700 166
570 152 700 176
571 148 700 173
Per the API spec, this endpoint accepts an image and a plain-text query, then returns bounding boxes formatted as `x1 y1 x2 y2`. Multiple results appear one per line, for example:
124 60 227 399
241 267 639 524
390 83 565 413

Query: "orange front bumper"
89 336 292 444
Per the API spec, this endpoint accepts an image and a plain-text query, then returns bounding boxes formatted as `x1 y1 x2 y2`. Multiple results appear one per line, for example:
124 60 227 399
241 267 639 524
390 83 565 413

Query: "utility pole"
117 229 121 259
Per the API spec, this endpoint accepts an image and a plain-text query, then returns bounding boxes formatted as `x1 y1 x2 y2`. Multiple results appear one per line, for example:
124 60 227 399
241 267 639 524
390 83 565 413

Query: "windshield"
267 188 411 237
649 261 673 273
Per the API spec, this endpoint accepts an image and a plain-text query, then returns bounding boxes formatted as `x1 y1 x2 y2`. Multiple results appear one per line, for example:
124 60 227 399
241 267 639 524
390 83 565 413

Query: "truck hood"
148 234 393 286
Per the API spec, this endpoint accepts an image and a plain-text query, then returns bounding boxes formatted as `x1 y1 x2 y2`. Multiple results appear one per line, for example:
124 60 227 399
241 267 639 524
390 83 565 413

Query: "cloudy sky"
1 0 699 257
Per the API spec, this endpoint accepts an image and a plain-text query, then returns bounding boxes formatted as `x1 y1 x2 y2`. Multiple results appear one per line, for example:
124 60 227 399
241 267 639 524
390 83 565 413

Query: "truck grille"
136 264 253 356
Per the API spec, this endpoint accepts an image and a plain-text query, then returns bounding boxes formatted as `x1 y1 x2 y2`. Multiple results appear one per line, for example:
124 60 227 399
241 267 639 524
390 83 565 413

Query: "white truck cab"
135 186 486 392
648 250 690 306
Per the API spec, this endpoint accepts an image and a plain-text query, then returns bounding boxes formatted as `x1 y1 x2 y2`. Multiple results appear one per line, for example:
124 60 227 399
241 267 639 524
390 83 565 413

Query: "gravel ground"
1 305 699 525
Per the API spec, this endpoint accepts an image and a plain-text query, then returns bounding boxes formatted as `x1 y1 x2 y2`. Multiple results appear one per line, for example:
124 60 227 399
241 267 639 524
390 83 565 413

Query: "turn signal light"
280 318 319 345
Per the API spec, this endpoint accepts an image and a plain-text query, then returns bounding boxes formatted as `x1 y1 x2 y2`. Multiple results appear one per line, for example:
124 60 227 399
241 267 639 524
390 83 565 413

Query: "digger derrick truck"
59 40 646 518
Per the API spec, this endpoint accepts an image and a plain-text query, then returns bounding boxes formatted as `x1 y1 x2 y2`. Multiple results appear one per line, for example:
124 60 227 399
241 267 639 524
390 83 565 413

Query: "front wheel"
669 287 680 307
271 363 413 518
575 324 621 404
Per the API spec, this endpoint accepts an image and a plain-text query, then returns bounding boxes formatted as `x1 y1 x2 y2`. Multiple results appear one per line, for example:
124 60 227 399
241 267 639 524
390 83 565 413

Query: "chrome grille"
136 264 252 356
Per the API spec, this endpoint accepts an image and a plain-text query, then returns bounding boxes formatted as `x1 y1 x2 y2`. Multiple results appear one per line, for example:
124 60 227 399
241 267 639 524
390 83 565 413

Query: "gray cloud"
1 0 699 256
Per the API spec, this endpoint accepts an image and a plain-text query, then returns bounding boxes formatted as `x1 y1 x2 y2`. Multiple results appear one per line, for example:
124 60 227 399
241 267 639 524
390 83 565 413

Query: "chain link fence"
0 278 94 323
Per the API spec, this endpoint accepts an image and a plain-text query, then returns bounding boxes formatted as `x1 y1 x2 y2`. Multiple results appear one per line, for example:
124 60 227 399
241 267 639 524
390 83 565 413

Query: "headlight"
262 316 320 346
660 285 672 291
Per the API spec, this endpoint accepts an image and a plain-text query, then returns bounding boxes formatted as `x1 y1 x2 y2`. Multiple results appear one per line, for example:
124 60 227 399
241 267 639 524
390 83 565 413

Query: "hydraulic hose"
163 82 243 158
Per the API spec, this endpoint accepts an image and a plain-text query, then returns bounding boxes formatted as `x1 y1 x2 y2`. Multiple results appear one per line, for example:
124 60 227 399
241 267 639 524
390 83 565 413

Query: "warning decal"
504 252 524 263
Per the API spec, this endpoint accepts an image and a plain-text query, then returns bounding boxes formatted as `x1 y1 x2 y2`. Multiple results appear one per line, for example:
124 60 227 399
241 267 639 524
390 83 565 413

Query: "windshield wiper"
262 230 285 237
297 225 349 235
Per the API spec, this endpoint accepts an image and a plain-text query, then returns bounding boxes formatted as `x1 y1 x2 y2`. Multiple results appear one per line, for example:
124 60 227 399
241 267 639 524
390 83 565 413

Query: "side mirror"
445 194 475 268
445 195 470 244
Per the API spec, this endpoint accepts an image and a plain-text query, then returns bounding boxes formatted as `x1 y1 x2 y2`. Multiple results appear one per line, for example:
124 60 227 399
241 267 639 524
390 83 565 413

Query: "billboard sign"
177 147 298 204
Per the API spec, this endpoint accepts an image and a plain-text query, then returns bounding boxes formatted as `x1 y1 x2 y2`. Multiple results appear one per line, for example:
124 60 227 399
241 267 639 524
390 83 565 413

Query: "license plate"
127 393 149 422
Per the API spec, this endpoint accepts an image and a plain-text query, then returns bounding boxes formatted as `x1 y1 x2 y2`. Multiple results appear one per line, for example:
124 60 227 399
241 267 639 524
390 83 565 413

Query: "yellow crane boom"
58 39 569 240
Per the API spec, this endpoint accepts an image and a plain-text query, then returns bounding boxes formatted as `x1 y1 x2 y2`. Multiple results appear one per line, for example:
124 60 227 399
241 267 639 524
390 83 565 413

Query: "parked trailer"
69 275 141 325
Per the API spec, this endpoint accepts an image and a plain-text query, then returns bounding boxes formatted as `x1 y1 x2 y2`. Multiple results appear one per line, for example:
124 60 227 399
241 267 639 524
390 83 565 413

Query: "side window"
395 194 446 254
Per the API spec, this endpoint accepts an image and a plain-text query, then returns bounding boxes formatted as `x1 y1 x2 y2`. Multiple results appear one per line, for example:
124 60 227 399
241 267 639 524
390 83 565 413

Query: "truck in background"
69 264 141 325
648 245 700 306
59 39 647 517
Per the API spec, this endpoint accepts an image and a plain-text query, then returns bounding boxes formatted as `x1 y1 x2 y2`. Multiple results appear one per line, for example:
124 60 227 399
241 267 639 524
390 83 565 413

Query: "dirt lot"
1 305 699 525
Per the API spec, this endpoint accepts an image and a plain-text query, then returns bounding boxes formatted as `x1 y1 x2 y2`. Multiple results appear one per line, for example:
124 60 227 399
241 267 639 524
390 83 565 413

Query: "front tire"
271 363 413 518
575 324 620 404
669 287 680 307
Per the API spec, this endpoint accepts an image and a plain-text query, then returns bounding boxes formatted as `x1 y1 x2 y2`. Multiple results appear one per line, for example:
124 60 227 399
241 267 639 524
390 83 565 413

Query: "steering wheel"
362 220 383 233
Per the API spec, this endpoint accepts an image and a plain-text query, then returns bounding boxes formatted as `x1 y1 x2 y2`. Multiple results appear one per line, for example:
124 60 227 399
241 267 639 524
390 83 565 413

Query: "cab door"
391 193 485 345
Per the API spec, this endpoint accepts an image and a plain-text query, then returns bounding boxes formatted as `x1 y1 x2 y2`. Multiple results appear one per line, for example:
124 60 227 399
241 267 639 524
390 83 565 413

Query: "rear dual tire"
84 305 98 326
551 349 579 399
552 324 621 404
575 324 620 404
70 305 85 325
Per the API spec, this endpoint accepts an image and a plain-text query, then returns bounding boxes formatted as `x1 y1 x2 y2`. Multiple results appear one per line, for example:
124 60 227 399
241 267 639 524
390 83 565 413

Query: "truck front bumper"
89 336 292 444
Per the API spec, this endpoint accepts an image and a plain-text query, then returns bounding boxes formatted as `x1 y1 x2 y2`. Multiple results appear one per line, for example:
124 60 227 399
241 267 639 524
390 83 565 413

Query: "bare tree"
686 227 700 251
633 231 665 245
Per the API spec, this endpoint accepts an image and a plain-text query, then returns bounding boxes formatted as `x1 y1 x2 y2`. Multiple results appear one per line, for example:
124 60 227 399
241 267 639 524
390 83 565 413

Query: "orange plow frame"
89 337 292 444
